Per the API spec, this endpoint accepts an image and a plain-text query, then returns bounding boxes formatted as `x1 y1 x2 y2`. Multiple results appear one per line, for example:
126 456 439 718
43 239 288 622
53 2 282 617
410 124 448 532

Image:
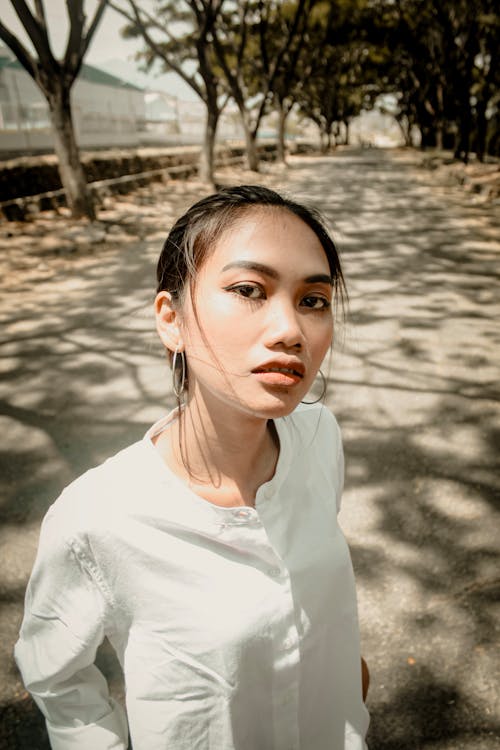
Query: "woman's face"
176 207 334 421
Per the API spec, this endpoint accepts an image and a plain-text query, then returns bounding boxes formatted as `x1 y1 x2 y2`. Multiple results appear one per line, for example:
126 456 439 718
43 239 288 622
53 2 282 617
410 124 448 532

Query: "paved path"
1 149 499 748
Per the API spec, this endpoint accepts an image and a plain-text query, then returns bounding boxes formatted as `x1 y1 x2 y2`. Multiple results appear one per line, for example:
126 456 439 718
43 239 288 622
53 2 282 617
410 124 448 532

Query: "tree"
256 0 316 164
0 0 107 219
368 1 446 148
294 0 376 151
374 0 500 161
110 0 225 185
472 5 499 161
211 0 311 171
442 0 499 162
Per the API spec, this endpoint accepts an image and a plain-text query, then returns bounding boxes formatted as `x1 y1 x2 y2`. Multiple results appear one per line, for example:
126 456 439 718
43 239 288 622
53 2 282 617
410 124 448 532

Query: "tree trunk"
435 82 444 150
475 96 488 163
435 125 443 151
243 119 259 172
397 113 416 148
276 101 288 165
319 127 328 153
326 128 332 152
47 85 95 220
343 120 350 146
199 103 219 185
453 52 475 163
454 101 471 163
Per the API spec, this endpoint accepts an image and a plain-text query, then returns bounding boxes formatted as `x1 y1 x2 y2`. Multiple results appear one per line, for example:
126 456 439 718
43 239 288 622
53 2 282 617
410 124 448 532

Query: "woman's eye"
301 295 331 310
226 284 265 300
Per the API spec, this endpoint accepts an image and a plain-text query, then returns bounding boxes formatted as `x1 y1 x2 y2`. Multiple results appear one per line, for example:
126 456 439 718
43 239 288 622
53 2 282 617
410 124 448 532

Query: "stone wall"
0 146 200 203
0 143 296 220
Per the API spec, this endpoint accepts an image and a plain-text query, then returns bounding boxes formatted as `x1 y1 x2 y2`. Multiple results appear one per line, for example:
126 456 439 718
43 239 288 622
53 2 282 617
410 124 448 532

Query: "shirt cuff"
46 699 128 750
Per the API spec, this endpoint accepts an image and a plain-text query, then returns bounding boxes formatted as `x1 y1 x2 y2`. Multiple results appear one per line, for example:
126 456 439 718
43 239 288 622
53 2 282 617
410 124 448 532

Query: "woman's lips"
252 366 304 387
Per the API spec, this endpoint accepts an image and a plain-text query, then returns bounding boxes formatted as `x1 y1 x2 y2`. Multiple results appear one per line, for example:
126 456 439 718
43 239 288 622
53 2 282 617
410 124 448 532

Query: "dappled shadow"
1 150 498 747
281 151 499 746
0 191 194 744
0 693 50 750
367 665 500 749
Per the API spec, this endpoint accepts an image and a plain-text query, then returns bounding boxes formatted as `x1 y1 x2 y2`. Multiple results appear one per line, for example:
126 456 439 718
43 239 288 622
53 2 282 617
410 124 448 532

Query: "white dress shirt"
15 403 369 749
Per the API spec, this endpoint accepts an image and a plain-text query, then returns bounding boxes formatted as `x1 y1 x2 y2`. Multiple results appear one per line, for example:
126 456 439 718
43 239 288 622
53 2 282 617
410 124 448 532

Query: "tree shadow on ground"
295 151 499 747
367 665 500 750
1 210 184 747
1 150 498 748
0 694 50 750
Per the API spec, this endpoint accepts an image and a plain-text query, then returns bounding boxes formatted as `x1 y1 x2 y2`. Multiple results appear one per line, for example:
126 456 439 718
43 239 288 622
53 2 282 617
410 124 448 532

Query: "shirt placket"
221 505 301 750
271 573 301 750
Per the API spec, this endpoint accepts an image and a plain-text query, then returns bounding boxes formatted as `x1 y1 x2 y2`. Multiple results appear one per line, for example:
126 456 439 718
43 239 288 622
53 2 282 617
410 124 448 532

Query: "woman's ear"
155 291 184 353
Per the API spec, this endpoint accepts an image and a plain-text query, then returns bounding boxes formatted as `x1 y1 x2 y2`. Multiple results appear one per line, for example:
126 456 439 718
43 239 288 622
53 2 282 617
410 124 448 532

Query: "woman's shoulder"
283 404 344 506
46 438 151 534
284 402 342 443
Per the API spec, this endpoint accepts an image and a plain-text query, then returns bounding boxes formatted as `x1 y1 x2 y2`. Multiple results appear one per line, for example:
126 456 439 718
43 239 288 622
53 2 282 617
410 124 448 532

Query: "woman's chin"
244 391 306 420
188 381 308 422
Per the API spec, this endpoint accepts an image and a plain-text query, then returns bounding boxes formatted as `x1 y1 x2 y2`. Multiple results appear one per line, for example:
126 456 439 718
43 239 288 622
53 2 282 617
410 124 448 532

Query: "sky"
0 0 197 100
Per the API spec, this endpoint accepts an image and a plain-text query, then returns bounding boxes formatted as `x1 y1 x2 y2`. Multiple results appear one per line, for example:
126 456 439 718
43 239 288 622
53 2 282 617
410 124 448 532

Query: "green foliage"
112 0 224 103
212 1 314 128
291 0 383 145
371 0 499 159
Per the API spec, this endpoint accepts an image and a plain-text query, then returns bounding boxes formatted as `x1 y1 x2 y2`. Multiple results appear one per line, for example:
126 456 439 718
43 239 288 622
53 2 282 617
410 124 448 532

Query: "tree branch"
10 0 56 71
64 0 85 73
110 0 205 100
81 0 108 60
212 26 244 111
33 0 47 29
236 1 250 70
251 0 309 135
211 0 252 113
0 18 36 78
258 0 269 74
267 0 308 87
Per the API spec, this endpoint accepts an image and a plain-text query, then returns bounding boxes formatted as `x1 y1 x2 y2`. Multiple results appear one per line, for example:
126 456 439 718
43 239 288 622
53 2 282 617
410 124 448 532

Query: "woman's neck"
156 398 279 507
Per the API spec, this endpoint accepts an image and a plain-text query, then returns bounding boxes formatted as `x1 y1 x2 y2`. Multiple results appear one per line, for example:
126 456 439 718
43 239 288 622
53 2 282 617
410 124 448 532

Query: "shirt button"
233 508 252 519
268 567 282 578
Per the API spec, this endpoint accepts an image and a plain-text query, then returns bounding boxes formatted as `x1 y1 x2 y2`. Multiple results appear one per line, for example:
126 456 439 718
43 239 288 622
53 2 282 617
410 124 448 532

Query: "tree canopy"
110 0 500 164
2 0 498 194
368 0 499 160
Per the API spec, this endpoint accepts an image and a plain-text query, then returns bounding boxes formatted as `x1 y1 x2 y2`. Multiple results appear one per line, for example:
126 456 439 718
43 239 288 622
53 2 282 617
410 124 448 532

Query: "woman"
15 185 370 749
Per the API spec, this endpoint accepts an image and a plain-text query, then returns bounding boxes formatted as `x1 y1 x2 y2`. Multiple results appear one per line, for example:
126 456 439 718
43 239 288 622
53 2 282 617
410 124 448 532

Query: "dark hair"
157 184 346 307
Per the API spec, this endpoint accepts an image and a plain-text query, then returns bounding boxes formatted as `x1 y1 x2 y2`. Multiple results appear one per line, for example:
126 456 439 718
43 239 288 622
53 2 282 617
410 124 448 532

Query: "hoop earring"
301 369 327 404
172 347 186 400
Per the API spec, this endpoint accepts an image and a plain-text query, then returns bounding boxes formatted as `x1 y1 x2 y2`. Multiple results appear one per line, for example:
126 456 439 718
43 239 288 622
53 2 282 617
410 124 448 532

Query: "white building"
0 45 244 155
0 45 149 153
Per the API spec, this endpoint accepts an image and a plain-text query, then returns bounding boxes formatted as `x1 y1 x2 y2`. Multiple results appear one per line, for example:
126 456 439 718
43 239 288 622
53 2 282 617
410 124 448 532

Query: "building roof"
0 54 142 92
79 63 143 91
0 55 14 70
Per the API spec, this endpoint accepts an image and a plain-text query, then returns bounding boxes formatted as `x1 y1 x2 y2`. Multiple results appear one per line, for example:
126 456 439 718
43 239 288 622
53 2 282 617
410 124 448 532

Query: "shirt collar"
142 407 293 517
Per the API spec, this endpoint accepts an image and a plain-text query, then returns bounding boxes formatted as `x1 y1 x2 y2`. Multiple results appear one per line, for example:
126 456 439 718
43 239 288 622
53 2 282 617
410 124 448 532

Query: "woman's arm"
14 505 128 750
361 657 370 702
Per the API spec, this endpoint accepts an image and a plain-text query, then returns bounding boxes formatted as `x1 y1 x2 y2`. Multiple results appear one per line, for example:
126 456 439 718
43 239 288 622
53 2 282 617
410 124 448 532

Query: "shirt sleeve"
334 417 345 514
14 502 129 750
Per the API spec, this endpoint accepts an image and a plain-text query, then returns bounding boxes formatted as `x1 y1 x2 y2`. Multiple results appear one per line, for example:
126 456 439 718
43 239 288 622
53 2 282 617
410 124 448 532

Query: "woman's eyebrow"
221 260 279 278
305 273 334 286
221 261 333 285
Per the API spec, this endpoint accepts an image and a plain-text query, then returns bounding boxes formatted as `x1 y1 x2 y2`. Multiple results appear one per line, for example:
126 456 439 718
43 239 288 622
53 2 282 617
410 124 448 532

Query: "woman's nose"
264 299 304 349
